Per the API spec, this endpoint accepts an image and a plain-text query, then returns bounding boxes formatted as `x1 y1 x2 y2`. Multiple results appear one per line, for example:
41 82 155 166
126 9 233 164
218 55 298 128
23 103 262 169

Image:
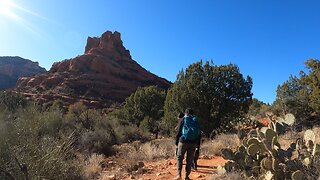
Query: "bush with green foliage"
163 60 253 136
0 94 151 179
0 104 82 180
0 91 27 112
273 59 320 125
247 98 271 118
122 86 166 134
63 102 149 154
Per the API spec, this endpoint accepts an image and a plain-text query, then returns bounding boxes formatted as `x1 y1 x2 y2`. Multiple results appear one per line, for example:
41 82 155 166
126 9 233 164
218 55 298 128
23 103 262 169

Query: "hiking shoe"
184 177 191 180
173 175 182 180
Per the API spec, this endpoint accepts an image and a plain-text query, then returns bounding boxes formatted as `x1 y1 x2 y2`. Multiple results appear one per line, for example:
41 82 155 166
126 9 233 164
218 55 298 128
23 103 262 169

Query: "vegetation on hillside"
1 59 320 179
273 59 320 125
0 91 148 179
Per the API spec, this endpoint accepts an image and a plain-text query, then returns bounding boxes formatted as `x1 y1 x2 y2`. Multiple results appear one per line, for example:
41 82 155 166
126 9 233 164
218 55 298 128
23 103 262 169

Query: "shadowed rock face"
15 31 171 108
0 56 46 90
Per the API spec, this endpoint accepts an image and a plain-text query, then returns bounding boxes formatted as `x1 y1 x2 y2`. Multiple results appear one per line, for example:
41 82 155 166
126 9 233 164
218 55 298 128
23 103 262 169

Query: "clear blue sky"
1 0 320 104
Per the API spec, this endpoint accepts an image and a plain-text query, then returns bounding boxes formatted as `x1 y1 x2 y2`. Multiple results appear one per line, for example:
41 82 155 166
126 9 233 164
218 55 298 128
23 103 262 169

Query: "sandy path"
121 156 227 180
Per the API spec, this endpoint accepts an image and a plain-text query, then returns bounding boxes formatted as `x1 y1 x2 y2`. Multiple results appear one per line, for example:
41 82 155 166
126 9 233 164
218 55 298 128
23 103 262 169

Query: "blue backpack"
181 115 199 141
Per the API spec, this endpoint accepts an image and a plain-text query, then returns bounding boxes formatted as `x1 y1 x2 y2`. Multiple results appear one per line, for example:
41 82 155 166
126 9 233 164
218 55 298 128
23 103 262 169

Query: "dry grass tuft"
83 153 105 179
278 126 320 149
278 130 300 149
211 172 243 180
201 134 240 156
140 138 175 161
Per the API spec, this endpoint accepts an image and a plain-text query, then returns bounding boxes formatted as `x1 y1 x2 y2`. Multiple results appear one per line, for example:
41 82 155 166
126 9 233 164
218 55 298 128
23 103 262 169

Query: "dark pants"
176 142 197 177
193 148 199 169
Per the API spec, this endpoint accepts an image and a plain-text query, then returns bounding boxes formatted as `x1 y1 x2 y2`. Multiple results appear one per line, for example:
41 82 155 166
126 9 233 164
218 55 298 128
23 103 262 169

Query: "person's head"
177 113 184 120
185 108 193 115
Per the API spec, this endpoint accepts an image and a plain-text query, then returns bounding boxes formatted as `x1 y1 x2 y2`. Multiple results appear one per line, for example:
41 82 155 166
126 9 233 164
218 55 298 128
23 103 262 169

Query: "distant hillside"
15 31 171 108
0 56 46 90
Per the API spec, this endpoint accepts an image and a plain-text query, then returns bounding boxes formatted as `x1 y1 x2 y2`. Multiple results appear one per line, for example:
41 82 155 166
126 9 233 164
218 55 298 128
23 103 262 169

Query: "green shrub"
0 91 27 112
0 105 83 180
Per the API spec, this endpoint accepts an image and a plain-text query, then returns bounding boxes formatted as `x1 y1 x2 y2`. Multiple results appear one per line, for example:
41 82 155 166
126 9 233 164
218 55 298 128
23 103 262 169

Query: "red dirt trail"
121 156 227 180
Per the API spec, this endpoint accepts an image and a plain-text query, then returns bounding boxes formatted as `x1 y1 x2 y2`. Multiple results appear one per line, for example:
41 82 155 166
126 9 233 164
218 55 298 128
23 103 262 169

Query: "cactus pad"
247 138 260 146
291 170 303 180
283 113 295 126
221 148 235 160
247 143 260 156
265 129 277 142
304 129 315 145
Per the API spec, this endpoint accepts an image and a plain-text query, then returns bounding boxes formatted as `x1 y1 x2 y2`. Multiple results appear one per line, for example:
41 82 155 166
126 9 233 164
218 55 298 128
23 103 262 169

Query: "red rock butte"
15 31 171 108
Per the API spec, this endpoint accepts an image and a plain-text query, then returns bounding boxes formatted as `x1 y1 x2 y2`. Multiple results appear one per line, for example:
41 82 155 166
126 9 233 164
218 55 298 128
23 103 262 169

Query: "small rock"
138 161 144 168
105 174 116 180
156 172 163 176
132 164 139 171
136 168 148 174
197 175 205 178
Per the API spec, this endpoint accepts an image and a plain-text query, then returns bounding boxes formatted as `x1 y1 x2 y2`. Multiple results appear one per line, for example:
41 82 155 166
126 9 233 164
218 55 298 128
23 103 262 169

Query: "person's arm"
175 118 184 146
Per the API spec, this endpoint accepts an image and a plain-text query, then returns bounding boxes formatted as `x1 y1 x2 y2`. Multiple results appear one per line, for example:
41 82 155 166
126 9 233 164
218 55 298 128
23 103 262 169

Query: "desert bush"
83 153 105 179
201 134 240 156
38 108 63 137
65 103 98 130
114 138 175 162
111 138 175 174
113 122 149 144
81 129 116 155
0 105 83 180
78 112 149 155
140 138 175 160
0 91 27 112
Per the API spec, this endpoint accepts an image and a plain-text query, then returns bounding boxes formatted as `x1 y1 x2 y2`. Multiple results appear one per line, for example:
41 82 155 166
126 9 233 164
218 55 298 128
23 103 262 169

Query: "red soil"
121 156 227 180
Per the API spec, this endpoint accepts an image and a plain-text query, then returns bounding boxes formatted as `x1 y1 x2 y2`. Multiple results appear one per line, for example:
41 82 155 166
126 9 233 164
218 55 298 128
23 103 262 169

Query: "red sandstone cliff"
15 31 171 108
0 56 46 90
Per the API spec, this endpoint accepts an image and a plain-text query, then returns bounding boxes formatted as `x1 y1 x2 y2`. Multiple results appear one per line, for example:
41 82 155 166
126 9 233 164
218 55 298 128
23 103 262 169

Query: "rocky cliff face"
0 56 46 90
15 31 171 108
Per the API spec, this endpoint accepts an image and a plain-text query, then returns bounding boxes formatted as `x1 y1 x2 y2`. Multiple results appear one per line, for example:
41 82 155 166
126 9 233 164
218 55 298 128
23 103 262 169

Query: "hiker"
176 113 200 164
174 108 200 180
175 113 185 131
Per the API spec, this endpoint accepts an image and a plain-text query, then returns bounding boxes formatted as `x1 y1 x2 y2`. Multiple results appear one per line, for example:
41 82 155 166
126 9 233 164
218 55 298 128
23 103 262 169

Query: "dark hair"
177 113 184 119
185 108 193 115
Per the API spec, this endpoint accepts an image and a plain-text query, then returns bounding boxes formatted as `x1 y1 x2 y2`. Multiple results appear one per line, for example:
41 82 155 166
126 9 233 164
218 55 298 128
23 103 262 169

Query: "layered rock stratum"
15 31 171 108
0 56 46 90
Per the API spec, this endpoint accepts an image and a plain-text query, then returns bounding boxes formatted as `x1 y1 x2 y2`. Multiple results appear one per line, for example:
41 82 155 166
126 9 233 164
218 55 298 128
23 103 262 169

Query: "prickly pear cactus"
284 113 295 126
219 113 320 180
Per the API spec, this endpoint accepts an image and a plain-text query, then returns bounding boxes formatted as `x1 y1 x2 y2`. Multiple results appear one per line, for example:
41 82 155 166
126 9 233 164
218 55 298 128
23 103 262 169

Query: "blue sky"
1 0 320 104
